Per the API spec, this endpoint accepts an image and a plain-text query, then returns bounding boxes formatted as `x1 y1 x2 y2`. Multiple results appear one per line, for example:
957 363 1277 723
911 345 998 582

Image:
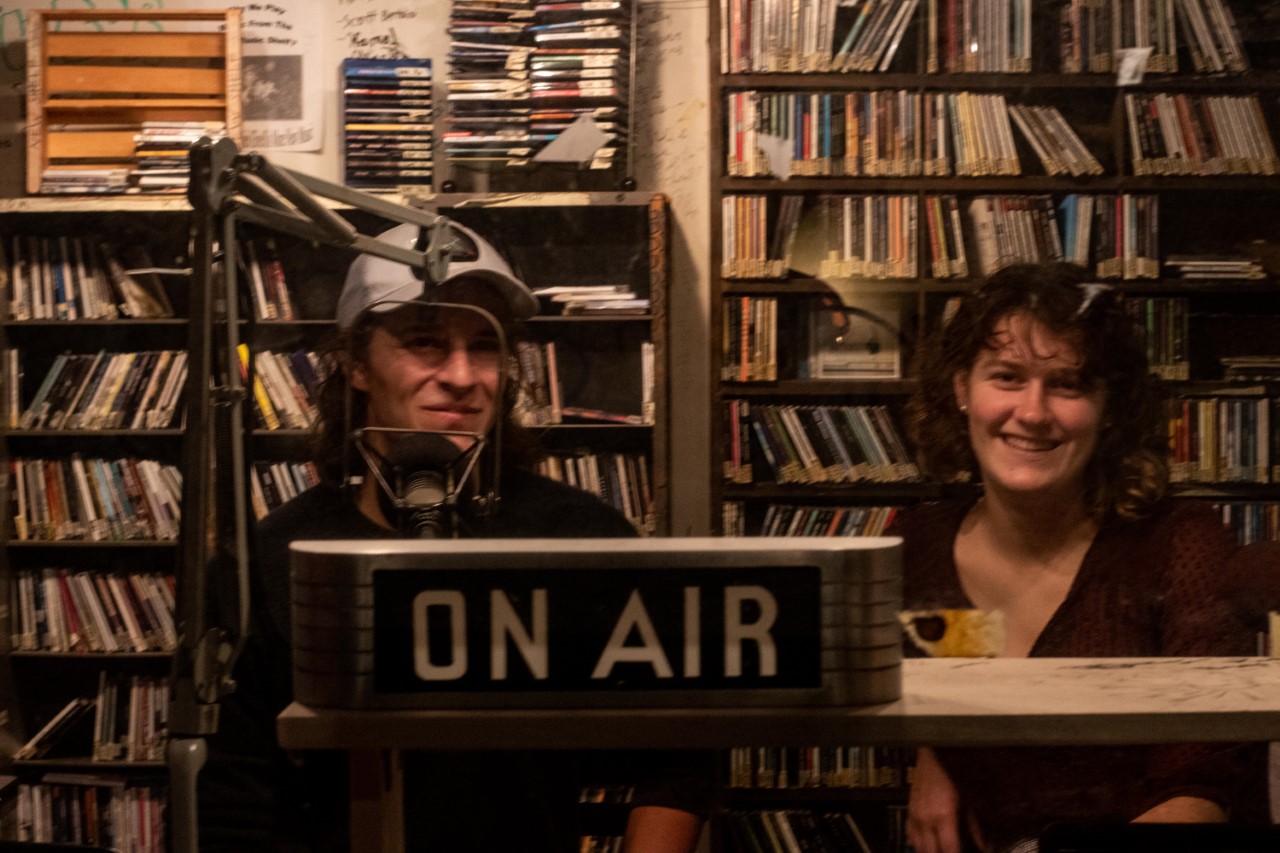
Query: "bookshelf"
0 196 191 849
709 0 1280 848
0 190 668 846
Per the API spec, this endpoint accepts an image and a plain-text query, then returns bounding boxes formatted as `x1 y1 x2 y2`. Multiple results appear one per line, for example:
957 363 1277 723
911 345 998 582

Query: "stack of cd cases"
445 1 632 184
341 58 434 190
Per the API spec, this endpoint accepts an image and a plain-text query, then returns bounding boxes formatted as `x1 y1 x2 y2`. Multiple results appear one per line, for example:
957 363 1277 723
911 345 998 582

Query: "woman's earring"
959 404 968 414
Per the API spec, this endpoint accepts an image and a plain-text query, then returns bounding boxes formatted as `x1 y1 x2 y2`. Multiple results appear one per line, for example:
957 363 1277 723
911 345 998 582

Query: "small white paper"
533 114 610 163
757 133 793 180
1115 47 1153 86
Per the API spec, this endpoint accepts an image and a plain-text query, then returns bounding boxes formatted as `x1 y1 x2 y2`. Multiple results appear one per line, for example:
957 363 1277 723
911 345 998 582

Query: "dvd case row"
11 570 176 655
1062 0 1179 73
446 0 630 171
15 776 165 852
721 296 777 383
726 401 920 486
14 676 168 763
1127 296 1189 381
341 58 434 190
39 119 226 197
1125 92 1279 176
13 350 188 433
241 239 299 321
721 502 900 538
722 191 1161 283
1166 396 1278 484
237 346 322 431
1217 502 1280 546
514 339 655 426
729 744 911 789
538 449 654 534
724 808 890 853
9 456 183 542
721 0 1251 75
250 460 322 522
726 90 1036 178
720 0 1033 74
5 237 174 321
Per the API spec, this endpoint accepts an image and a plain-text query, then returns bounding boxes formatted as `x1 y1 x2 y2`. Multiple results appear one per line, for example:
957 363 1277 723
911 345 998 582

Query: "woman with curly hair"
898 262 1265 853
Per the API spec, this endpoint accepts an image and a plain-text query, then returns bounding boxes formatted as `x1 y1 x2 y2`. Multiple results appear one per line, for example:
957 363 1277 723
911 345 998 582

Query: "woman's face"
953 313 1106 506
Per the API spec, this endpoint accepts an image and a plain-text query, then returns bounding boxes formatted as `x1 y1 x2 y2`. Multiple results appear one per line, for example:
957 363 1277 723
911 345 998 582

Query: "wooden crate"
26 9 242 194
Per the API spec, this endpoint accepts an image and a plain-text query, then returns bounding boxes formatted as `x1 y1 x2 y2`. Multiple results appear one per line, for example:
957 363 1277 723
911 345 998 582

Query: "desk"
277 657 1280 851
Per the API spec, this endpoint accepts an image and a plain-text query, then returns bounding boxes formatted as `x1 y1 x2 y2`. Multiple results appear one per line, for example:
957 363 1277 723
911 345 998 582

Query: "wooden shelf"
26 8 242 194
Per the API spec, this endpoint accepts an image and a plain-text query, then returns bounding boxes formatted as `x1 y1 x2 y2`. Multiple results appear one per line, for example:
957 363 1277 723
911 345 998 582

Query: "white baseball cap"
336 221 539 329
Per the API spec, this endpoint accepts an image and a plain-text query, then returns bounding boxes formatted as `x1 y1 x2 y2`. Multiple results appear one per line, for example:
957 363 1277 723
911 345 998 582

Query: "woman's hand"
1133 795 1227 823
907 747 968 853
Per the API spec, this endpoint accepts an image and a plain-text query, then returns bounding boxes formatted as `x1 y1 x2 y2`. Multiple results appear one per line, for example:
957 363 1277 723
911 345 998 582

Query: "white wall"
1 0 712 533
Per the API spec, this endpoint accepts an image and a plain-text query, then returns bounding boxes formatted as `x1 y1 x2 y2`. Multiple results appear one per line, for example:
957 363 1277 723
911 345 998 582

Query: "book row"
341 58 434 190
723 192 1160 282
445 1 630 170
90 674 169 763
729 744 912 789
237 346 322 431
15 776 166 852
720 0 1248 75
250 460 322 522
724 809 884 853
15 676 169 764
726 89 1277 180
1166 396 1278 484
242 239 299 321
1125 92 1279 176
720 0 1033 74
514 340 655 426
968 193 1157 279
721 296 777 383
1127 296 1189 381
537 449 655 535
532 283 650 316
9 456 183 542
5 237 175 321
10 570 177 654
724 401 920 486
1216 502 1280 545
1060 0 1174 73
726 91 1091 178
721 501 900 538
814 195 920 280
12 350 189 432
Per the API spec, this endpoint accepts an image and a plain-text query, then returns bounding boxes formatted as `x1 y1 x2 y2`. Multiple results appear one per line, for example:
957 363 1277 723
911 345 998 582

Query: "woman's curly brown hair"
905 262 1169 522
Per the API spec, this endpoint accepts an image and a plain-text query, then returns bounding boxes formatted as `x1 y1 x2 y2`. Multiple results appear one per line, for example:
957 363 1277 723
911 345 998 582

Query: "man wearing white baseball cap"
199 220 644 852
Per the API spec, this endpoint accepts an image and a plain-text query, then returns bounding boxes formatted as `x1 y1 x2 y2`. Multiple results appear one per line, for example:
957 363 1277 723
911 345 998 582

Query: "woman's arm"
1133 796 1227 823
623 806 704 853
907 747 970 853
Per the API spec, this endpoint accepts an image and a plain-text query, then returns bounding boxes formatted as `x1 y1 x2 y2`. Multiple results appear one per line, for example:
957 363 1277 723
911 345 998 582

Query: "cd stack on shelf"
445 0 631 182
341 58 434 190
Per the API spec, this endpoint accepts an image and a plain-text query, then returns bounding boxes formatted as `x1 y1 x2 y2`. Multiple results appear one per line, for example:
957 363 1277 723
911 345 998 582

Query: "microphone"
383 433 464 538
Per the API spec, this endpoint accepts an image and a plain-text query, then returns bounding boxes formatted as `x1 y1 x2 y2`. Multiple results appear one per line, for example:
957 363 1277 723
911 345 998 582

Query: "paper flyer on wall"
236 0 324 152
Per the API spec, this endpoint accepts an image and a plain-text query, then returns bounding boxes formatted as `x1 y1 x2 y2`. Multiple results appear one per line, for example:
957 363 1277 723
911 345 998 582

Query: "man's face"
351 303 503 453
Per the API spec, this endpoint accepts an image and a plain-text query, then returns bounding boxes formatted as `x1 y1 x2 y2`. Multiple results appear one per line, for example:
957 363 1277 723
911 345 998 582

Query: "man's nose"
434 345 476 386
